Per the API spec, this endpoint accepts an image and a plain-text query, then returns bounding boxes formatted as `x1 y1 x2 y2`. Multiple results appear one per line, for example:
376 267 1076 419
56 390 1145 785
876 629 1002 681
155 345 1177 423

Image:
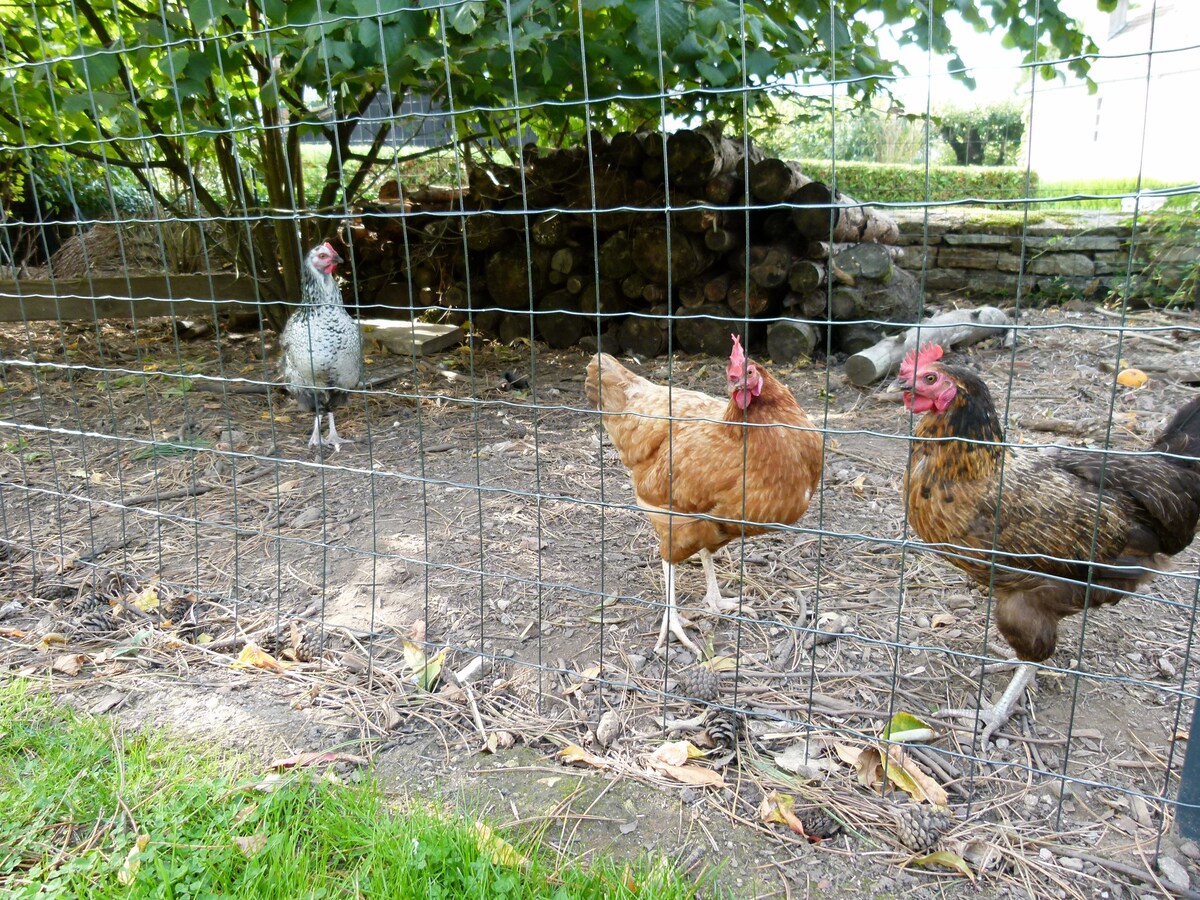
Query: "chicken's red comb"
899 341 944 380
323 241 337 253
728 333 747 370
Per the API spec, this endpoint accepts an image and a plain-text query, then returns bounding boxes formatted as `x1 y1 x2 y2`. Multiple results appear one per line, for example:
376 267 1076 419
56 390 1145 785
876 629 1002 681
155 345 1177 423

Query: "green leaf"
880 712 936 743
77 49 119 86
449 1 485 35
909 850 973 880
634 0 687 51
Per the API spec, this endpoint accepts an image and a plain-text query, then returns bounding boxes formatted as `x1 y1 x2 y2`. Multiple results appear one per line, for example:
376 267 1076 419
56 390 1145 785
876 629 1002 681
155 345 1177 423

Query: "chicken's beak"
332 251 344 265
887 377 909 395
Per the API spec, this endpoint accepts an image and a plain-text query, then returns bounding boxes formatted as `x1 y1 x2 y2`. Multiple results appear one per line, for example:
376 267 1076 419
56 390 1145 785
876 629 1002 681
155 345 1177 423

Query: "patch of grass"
0 682 708 899
1035 176 1192 211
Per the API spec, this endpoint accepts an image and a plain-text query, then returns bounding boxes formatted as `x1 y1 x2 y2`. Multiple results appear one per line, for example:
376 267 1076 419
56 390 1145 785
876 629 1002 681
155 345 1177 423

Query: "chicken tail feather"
1153 396 1200 470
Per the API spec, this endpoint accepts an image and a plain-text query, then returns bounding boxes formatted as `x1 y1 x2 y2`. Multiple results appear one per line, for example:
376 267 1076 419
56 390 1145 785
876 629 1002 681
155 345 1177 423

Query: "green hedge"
796 160 1037 204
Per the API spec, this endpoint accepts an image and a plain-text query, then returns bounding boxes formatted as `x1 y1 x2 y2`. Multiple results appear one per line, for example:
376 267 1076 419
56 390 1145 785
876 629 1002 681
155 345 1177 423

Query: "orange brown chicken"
586 335 823 652
897 342 1200 742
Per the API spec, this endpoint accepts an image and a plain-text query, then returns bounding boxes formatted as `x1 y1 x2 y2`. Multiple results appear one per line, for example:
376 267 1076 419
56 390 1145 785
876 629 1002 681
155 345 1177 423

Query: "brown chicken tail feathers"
1153 396 1200 470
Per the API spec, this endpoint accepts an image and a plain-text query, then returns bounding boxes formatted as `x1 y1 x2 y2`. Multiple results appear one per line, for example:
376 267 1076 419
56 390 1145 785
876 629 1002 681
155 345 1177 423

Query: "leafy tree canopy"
0 0 1114 311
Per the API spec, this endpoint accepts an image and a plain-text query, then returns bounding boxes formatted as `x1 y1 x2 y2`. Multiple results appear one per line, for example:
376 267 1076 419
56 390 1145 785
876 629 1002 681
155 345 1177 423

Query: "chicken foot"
699 549 757 617
939 662 1036 745
308 412 352 452
655 560 701 654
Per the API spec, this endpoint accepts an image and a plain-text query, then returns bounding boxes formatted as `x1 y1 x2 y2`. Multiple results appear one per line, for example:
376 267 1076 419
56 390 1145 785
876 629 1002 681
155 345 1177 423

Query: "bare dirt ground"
2 302 1200 898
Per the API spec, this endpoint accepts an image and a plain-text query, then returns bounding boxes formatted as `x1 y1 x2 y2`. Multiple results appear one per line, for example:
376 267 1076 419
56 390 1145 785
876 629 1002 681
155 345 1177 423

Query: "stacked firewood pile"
347 124 916 361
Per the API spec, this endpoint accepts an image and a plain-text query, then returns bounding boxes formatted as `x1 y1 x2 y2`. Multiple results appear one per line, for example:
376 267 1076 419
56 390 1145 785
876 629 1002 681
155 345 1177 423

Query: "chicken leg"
323 412 352 451
655 560 701 654
307 414 324 449
940 662 1036 745
699 549 757 617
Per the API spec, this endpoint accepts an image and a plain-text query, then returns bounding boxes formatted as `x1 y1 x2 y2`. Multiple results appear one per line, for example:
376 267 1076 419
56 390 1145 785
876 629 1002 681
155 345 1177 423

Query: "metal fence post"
1180 700 1200 839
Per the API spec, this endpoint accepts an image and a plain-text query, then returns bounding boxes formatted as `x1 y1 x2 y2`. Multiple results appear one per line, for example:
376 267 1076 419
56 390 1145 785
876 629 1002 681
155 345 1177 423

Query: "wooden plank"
0 275 263 322
360 319 466 356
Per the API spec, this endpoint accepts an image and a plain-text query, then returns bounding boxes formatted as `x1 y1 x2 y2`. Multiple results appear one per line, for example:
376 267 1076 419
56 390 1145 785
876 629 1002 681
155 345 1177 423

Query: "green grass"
0 682 707 899
1034 176 1194 211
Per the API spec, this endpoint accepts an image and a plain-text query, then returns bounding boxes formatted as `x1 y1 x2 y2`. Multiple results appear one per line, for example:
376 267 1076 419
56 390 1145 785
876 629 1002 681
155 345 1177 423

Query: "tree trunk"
826 266 922 324
787 259 826 294
630 224 715 284
747 244 796 289
727 280 774 317
832 323 884 354
464 212 513 252
608 130 649 168
783 290 829 319
676 303 737 356
532 211 570 247
666 125 759 187
485 245 549 309
749 159 811 204
790 181 899 244
537 290 586 349
581 279 626 315
618 308 668 358
597 231 634 280
767 318 820 364
843 306 1014 385
833 242 895 281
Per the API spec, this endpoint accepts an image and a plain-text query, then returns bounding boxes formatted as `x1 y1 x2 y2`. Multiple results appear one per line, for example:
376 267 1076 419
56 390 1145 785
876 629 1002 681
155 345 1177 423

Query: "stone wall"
891 209 1193 303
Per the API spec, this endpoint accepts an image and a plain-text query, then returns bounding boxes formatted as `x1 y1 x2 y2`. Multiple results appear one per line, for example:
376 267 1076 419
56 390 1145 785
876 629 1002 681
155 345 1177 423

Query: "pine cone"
262 623 319 662
678 665 721 702
160 596 198 641
796 807 841 840
894 803 951 852
704 708 740 749
74 594 116 635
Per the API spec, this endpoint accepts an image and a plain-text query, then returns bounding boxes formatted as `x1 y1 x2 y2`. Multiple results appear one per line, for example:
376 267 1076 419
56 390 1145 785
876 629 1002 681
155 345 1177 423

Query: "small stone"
679 787 699 804
1039 848 1055 863
1178 840 1199 861
916 615 931 628
626 653 646 672
1059 857 1085 872
994 737 1010 750
1158 856 1190 890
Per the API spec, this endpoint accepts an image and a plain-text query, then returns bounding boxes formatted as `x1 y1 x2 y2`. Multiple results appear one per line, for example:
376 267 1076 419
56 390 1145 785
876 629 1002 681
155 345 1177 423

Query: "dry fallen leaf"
563 664 602 695
38 632 69 652
472 821 529 868
0 627 27 638
759 790 805 834
650 761 725 788
116 834 150 886
929 613 957 629
270 751 367 770
233 833 267 857
557 742 608 769
909 850 974 880
649 740 704 768
131 585 159 612
853 745 949 806
51 653 89 676
231 643 290 672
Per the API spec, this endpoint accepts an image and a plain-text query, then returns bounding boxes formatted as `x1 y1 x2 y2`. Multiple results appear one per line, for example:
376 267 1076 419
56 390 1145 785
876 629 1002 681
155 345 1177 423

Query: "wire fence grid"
2 0 1200 894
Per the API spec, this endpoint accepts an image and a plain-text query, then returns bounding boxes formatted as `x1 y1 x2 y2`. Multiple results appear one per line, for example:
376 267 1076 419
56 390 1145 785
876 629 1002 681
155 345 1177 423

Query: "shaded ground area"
1 302 1199 897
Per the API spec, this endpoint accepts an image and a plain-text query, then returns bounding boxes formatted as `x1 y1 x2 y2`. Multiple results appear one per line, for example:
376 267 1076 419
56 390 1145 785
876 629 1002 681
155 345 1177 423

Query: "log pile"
346 124 911 360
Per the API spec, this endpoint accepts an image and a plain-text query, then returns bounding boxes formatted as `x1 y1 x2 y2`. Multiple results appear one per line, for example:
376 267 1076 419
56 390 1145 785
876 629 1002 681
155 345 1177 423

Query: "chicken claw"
654 560 701 654
939 662 1036 745
699 549 757 618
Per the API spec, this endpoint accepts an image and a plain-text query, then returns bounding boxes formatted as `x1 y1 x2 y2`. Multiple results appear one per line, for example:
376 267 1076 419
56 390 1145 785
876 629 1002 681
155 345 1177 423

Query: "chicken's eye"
923 372 937 384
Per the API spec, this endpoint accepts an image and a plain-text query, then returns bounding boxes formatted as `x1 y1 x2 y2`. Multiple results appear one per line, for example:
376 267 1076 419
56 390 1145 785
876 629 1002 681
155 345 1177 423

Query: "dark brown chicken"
897 342 1200 740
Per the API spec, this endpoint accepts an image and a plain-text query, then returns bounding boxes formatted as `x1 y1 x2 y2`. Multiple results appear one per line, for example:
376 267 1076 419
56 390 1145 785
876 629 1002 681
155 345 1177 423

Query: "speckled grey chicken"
280 242 363 451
